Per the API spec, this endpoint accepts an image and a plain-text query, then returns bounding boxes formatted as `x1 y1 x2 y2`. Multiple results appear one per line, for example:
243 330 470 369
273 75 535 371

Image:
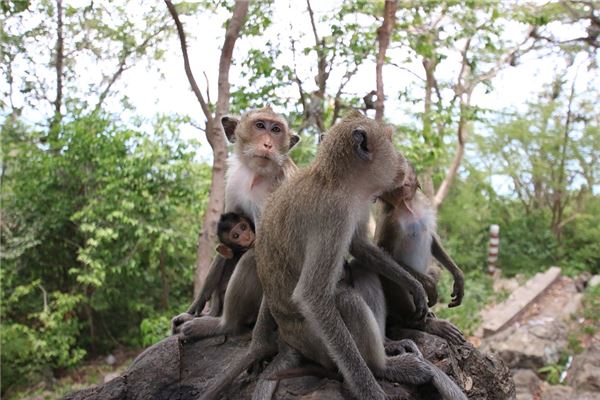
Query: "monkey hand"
171 312 194 335
448 277 464 308
407 279 428 321
420 274 439 307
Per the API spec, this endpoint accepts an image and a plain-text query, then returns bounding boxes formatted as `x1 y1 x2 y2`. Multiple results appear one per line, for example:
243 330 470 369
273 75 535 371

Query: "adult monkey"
171 106 299 336
254 111 432 400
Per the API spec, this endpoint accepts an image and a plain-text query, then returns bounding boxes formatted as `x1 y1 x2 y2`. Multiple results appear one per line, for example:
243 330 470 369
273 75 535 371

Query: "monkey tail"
429 361 467 400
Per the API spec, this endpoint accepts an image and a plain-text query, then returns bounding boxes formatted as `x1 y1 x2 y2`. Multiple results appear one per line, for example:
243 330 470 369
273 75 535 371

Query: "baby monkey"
216 212 256 260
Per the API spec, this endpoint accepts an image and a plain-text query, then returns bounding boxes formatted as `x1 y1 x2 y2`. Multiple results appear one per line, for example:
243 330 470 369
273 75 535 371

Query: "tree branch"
375 0 398 122
165 0 213 126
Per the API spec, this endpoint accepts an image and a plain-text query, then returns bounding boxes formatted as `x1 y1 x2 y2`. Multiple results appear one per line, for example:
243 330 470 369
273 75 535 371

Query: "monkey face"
221 107 299 174
227 220 255 249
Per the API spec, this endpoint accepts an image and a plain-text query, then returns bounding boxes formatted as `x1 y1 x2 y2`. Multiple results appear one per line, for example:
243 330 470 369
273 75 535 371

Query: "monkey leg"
182 250 262 340
199 298 278 400
348 259 386 339
252 344 302 400
172 256 229 334
335 287 433 391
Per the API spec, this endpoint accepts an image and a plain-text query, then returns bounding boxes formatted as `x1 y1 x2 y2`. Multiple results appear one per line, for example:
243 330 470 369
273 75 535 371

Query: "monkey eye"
271 126 281 133
232 233 239 239
240 223 247 230
255 121 266 129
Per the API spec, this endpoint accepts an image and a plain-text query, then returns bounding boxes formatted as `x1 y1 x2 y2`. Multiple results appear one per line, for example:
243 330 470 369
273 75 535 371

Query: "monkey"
175 212 255 323
375 161 465 345
215 212 255 260
377 162 464 308
171 106 299 338
198 111 467 400
254 111 434 400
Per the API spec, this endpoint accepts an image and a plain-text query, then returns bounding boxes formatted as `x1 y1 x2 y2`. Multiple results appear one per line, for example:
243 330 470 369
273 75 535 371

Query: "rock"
540 384 600 400
481 319 567 369
567 344 600 392
65 328 515 400
588 275 600 288
103 372 120 383
512 368 542 400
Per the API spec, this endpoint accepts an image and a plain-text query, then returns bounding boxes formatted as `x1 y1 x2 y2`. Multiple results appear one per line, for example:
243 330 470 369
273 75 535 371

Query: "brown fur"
255 111 432 400
172 107 298 338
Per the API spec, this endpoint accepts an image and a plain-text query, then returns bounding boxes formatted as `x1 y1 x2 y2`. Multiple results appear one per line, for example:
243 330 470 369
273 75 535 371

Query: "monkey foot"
171 312 194 335
424 318 465 345
180 316 221 340
378 352 433 385
384 339 423 358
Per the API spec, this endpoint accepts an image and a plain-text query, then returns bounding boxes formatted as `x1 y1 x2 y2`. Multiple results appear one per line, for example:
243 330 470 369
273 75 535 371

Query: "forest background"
1 0 598 397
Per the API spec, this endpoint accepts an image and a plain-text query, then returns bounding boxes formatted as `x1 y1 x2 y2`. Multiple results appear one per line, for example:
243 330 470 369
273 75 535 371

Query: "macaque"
376 162 465 344
254 111 432 400
215 212 255 260
171 106 299 338
378 162 464 308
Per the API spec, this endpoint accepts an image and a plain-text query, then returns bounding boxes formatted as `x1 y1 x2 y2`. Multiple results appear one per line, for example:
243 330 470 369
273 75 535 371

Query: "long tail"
200 349 265 400
429 360 467 400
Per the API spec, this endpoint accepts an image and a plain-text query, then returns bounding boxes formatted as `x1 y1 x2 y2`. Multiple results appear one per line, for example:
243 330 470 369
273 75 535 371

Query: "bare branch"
203 71 211 105
52 0 64 127
375 0 398 122
165 0 213 125
306 0 320 48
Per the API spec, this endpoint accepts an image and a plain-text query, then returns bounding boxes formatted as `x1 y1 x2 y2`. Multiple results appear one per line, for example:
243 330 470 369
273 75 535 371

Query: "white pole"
487 224 500 274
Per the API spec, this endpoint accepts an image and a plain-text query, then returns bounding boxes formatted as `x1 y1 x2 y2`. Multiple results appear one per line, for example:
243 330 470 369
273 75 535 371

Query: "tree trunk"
375 0 398 122
52 0 64 129
165 0 248 298
434 97 469 208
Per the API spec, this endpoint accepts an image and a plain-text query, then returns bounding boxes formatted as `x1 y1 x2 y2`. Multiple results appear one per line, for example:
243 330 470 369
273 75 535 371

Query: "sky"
6 0 599 188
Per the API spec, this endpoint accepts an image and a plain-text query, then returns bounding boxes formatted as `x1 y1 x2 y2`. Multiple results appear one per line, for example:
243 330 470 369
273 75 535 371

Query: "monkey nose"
264 142 272 149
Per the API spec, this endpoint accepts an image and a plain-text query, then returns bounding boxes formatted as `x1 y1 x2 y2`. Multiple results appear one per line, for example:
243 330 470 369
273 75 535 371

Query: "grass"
3 351 137 400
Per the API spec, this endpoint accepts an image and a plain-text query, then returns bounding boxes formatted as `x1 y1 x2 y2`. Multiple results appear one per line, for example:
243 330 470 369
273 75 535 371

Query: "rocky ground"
479 272 600 400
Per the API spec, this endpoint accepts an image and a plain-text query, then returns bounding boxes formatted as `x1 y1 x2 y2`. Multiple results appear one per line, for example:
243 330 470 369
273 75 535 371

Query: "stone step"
481 266 562 337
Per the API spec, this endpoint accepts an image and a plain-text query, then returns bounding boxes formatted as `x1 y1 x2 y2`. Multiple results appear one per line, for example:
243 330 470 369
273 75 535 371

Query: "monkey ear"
345 109 365 120
289 134 300 150
221 116 239 143
319 133 326 144
216 244 234 259
352 129 372 161
416 177 422 191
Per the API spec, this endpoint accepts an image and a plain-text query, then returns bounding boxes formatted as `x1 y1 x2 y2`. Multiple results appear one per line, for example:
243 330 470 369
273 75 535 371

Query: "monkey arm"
431 234 464 308
199 298 279 400
350 230 428 321
406 268 439 307
186 255 227 315
292 235 386 400
171 256 227 334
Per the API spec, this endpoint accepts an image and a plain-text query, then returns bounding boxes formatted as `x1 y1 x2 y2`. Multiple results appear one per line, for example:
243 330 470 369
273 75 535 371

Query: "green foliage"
140 314 172 347
1 111 209 393
1 282 85 390
538 363 563 385
582 284 600 324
